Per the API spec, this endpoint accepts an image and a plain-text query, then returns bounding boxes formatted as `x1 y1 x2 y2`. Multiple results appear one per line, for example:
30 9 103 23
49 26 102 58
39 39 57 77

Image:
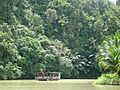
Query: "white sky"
109 0 116 3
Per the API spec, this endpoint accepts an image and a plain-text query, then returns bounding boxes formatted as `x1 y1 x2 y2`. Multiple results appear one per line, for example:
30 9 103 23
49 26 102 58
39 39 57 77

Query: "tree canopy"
0 0 120 79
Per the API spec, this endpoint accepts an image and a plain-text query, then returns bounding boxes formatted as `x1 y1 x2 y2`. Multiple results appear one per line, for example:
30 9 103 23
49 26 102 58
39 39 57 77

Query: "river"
0 79 119 90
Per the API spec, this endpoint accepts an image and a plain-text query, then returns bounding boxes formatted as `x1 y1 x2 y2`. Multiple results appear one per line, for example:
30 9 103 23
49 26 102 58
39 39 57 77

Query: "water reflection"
0 80 119 90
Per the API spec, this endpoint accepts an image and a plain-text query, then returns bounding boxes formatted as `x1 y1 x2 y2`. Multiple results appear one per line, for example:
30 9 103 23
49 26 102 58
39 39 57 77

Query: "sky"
109 0 116 3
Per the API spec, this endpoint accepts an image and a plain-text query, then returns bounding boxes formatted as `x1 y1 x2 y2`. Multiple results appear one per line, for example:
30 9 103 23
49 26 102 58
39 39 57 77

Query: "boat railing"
35 72 61 81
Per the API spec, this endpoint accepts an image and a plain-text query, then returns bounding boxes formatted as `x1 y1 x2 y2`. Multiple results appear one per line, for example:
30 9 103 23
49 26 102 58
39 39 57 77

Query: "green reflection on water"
0 80 119 90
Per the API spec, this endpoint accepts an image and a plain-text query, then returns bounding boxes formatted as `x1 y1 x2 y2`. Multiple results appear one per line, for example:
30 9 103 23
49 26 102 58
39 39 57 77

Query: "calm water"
0 80 119 90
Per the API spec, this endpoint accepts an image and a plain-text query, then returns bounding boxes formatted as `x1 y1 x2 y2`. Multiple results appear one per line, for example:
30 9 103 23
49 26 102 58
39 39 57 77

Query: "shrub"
94 74 120 85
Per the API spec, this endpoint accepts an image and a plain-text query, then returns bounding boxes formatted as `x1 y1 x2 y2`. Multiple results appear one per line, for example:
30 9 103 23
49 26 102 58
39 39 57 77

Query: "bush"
94 74 120 85
0 62 22 80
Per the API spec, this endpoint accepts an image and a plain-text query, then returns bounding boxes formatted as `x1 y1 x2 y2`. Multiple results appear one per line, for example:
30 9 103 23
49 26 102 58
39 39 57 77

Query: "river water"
0 79 119 90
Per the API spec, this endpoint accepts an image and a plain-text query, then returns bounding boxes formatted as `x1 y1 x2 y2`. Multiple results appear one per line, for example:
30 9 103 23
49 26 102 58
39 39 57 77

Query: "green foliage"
117 0 120 6
94 74 120 85
72 54 99 78
0 23 22 79
16 36 46 78
0 0 120 79
44 39 73 78
96 32 120 75
45 8 58 23
96 32 120 85
2 62 22 80
41 0 120 78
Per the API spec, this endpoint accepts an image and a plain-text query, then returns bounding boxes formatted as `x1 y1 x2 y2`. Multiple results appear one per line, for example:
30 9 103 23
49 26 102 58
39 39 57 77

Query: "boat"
35 72 61 81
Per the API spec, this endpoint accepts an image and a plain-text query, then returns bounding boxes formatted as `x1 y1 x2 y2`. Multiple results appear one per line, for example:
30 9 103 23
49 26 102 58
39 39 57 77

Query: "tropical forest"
0 0 120 87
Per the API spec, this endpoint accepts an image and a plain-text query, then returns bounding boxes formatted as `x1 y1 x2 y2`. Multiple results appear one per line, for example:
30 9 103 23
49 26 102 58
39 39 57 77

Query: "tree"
16 36 46 78
96 32 120 76
0 0 120 79
0 24 22 79
44 39 73 78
